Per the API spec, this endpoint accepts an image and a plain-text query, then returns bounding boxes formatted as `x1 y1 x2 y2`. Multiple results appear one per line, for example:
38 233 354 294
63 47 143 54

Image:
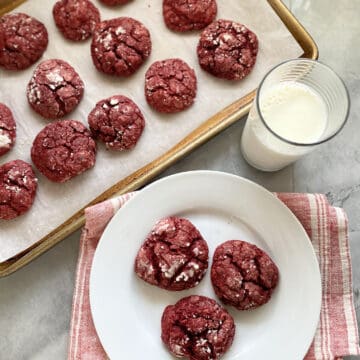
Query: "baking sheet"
0 0 302 261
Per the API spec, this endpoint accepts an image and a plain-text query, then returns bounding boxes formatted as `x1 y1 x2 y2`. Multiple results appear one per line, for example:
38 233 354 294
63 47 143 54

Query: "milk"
241 81 328 171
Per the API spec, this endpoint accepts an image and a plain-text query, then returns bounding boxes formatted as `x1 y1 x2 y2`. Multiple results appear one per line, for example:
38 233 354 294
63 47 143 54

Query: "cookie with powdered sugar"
134 216 208 291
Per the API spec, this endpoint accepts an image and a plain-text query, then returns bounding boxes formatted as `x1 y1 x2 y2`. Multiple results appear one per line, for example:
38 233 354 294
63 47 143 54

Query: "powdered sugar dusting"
27 84 41 104
115 26 126 36
102 33 113 50
154 220 175 233
109 98 119 106
0 131 11 147
172 344 185 356
161 259 185 279
46 70 64 84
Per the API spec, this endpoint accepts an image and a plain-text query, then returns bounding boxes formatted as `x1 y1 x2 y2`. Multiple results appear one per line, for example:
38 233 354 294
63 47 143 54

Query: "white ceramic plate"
90 171 321 360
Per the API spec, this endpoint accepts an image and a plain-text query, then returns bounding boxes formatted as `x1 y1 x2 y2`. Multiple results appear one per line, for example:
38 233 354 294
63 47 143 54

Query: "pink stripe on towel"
68 192 360 360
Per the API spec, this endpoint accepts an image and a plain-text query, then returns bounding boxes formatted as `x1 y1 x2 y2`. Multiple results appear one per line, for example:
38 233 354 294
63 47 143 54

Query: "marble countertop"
0 1 359 359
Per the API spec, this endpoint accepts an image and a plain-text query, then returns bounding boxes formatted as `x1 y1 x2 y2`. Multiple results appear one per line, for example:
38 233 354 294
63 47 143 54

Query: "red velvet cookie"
134 217 208 291
31 120 96 183
91 17 151 77
53 0 100 41
88 95 145 150
27 59 84 119
0 13 48 70
161 295 235 360
163 0 217 32
211 240 279 310
99 0 131 5
0 103 16 156
145 58 197 113
0 160 37 220
197 19 258 81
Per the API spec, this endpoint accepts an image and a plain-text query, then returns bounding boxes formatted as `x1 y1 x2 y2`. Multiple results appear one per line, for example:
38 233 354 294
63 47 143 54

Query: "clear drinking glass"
240 59 350 171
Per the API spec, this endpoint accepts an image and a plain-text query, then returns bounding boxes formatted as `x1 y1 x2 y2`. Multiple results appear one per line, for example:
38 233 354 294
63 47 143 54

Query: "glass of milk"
241 59 349 171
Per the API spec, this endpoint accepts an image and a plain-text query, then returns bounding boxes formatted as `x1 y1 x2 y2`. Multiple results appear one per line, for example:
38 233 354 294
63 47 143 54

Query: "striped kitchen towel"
68 192 360 360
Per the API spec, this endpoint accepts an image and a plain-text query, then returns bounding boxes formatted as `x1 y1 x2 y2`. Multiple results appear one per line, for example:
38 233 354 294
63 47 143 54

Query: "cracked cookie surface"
163 0 217 32
27 59 84 119
91 17 151 77
31 120 96 183
53 0 100 41
145 58 197 113
0 12 48 70
211 240 279 310
88 95 145 150
197 19 258 81
161 295 235 360
134 217 208 291
0 103 16 157
0 160 37 220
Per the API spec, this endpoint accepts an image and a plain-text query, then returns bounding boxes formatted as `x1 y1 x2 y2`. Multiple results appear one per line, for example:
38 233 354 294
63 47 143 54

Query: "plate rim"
90 170 322 359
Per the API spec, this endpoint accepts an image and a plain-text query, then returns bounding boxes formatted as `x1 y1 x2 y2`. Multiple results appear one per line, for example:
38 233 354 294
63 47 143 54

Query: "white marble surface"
0 1 359 359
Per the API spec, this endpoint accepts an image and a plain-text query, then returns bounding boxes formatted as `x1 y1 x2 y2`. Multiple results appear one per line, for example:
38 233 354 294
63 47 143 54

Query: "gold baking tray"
0 0 318 276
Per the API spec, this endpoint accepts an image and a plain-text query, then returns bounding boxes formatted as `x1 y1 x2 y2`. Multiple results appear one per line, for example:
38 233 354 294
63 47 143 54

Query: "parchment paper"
0 0 302 261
